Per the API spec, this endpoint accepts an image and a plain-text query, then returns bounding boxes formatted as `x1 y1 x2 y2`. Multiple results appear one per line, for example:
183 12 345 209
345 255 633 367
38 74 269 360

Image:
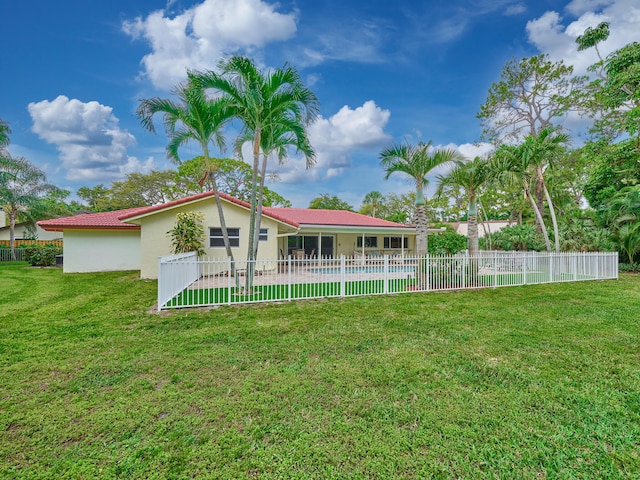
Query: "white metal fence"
157 251 619 310
157 251 200 308
0 248 25 262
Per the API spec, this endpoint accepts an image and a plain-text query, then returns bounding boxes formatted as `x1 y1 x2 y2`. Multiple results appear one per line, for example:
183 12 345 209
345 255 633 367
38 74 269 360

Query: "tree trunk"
9 208 16 253
524 179 551 252
537 166 560 253
467 196 479 257
415 200 429 290
251 152 269 263
542 180 560 253
533 177 545 234
245 132 261 292
203 145 238 287
415 204 428 256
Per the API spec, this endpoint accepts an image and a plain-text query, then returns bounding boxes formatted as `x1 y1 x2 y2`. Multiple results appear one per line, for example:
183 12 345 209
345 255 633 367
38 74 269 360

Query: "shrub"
428 230 467 255
23 244 62 267
619 263 640 273
168 211 205 256
490 224 545 251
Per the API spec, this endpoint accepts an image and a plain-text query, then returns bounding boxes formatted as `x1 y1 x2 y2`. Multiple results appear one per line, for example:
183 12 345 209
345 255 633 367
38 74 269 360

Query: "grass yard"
1 264 639 479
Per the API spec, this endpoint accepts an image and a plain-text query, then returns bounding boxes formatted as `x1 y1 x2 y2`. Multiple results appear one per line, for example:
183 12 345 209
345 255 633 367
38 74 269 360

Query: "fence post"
287 255 292 301
595 252 599 280
573 253 578 281
383 255 389 294
522 252 527 285
549 252 554 283
227 257 232 305
340 254 346 297
157 256 162 311
494 250 498 287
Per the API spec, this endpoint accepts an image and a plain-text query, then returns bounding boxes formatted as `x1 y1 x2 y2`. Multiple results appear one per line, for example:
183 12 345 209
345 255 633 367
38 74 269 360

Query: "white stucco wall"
455 221 511 238
62 229 140 273
0 224 63 241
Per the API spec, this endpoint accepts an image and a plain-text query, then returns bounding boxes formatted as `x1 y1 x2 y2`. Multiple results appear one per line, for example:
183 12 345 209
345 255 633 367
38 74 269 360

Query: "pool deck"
189 260 418 290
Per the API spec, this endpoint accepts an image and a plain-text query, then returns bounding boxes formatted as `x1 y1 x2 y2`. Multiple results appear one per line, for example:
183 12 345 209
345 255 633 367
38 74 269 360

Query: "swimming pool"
308 265 415 275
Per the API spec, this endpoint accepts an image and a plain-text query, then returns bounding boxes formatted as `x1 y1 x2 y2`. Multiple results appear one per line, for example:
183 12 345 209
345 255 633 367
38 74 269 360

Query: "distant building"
449 220 512 238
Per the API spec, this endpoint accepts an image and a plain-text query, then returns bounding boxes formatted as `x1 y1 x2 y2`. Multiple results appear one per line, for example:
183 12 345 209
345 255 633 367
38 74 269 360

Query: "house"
0 211 63 243
449 220 512 238
38 191 427 279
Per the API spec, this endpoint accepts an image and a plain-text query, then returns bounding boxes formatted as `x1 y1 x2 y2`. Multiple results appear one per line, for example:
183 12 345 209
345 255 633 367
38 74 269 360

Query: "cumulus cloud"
28 95 154 182
262 100 391 183
273 100 392 183
526 0 640 76
451 142 495 160
123 0 297 90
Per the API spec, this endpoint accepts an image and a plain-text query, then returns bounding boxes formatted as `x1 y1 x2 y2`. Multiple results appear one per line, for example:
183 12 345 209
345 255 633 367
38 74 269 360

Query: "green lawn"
2 264 639 479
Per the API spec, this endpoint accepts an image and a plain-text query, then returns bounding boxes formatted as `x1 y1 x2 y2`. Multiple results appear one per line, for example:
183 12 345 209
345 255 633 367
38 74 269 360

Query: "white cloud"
28 95 154 182
526 0 640 76
274 100 392 183
123 0 297 90
451 142 495 160
295 22 386 67
504 3 527 16
565 0 612 16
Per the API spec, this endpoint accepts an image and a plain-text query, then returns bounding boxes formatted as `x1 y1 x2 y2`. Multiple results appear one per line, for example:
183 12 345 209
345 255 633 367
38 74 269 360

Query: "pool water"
308 265 415 275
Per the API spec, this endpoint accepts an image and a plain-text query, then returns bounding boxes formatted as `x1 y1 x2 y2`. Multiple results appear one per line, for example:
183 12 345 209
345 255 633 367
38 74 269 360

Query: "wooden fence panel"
0 239 63 248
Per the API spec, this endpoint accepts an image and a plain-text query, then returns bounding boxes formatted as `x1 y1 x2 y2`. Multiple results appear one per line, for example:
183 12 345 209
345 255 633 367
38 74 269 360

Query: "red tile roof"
38 192 412 231
38 207 147 231
264 208 413 229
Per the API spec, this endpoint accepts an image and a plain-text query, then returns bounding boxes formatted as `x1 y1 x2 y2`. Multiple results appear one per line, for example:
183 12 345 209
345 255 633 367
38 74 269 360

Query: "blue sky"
2 0 638 208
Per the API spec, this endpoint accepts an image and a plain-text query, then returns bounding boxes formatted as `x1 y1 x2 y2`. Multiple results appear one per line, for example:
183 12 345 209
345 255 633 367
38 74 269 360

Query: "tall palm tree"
235 120 315 277
437 156 492 257
523 127 570 252
491 145 552 251
0 155 59 250
491 128 569 252
191 56 319 288
136 81 237 269
380 141 463 256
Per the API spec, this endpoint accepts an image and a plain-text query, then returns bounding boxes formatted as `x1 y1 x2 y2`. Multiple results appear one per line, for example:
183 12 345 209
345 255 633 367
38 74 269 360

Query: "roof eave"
297 224 418 235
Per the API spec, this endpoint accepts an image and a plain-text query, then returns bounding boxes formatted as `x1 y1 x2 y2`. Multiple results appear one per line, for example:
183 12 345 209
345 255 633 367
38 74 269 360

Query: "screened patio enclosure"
279 227 417 260
287 235 335 258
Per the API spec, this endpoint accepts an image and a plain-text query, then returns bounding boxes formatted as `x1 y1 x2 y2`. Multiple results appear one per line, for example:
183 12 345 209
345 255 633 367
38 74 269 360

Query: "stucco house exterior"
0 211 63 243
39 191 421 279
449 220 512 238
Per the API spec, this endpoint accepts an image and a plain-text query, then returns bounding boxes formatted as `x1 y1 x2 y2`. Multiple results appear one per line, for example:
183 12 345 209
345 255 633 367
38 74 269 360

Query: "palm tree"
491 146 551 251
0 118 10 151
235 121 315 275
491 128 569 252
380 141 463 256
360 191 386 218
136 81 238 272
437 157 492 257
0 155 59 250
525 127 570 252
191 56 319 289
602 185 640 263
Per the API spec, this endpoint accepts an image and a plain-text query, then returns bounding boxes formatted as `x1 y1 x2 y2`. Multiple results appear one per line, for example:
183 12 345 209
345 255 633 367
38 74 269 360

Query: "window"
384 236 409 249
259 228 268 241
209 228 239 247
356 236 378 248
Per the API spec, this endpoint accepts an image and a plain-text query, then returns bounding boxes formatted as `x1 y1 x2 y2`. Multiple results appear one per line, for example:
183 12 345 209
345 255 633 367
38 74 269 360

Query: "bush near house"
23 244 62 266
428 229 467 255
